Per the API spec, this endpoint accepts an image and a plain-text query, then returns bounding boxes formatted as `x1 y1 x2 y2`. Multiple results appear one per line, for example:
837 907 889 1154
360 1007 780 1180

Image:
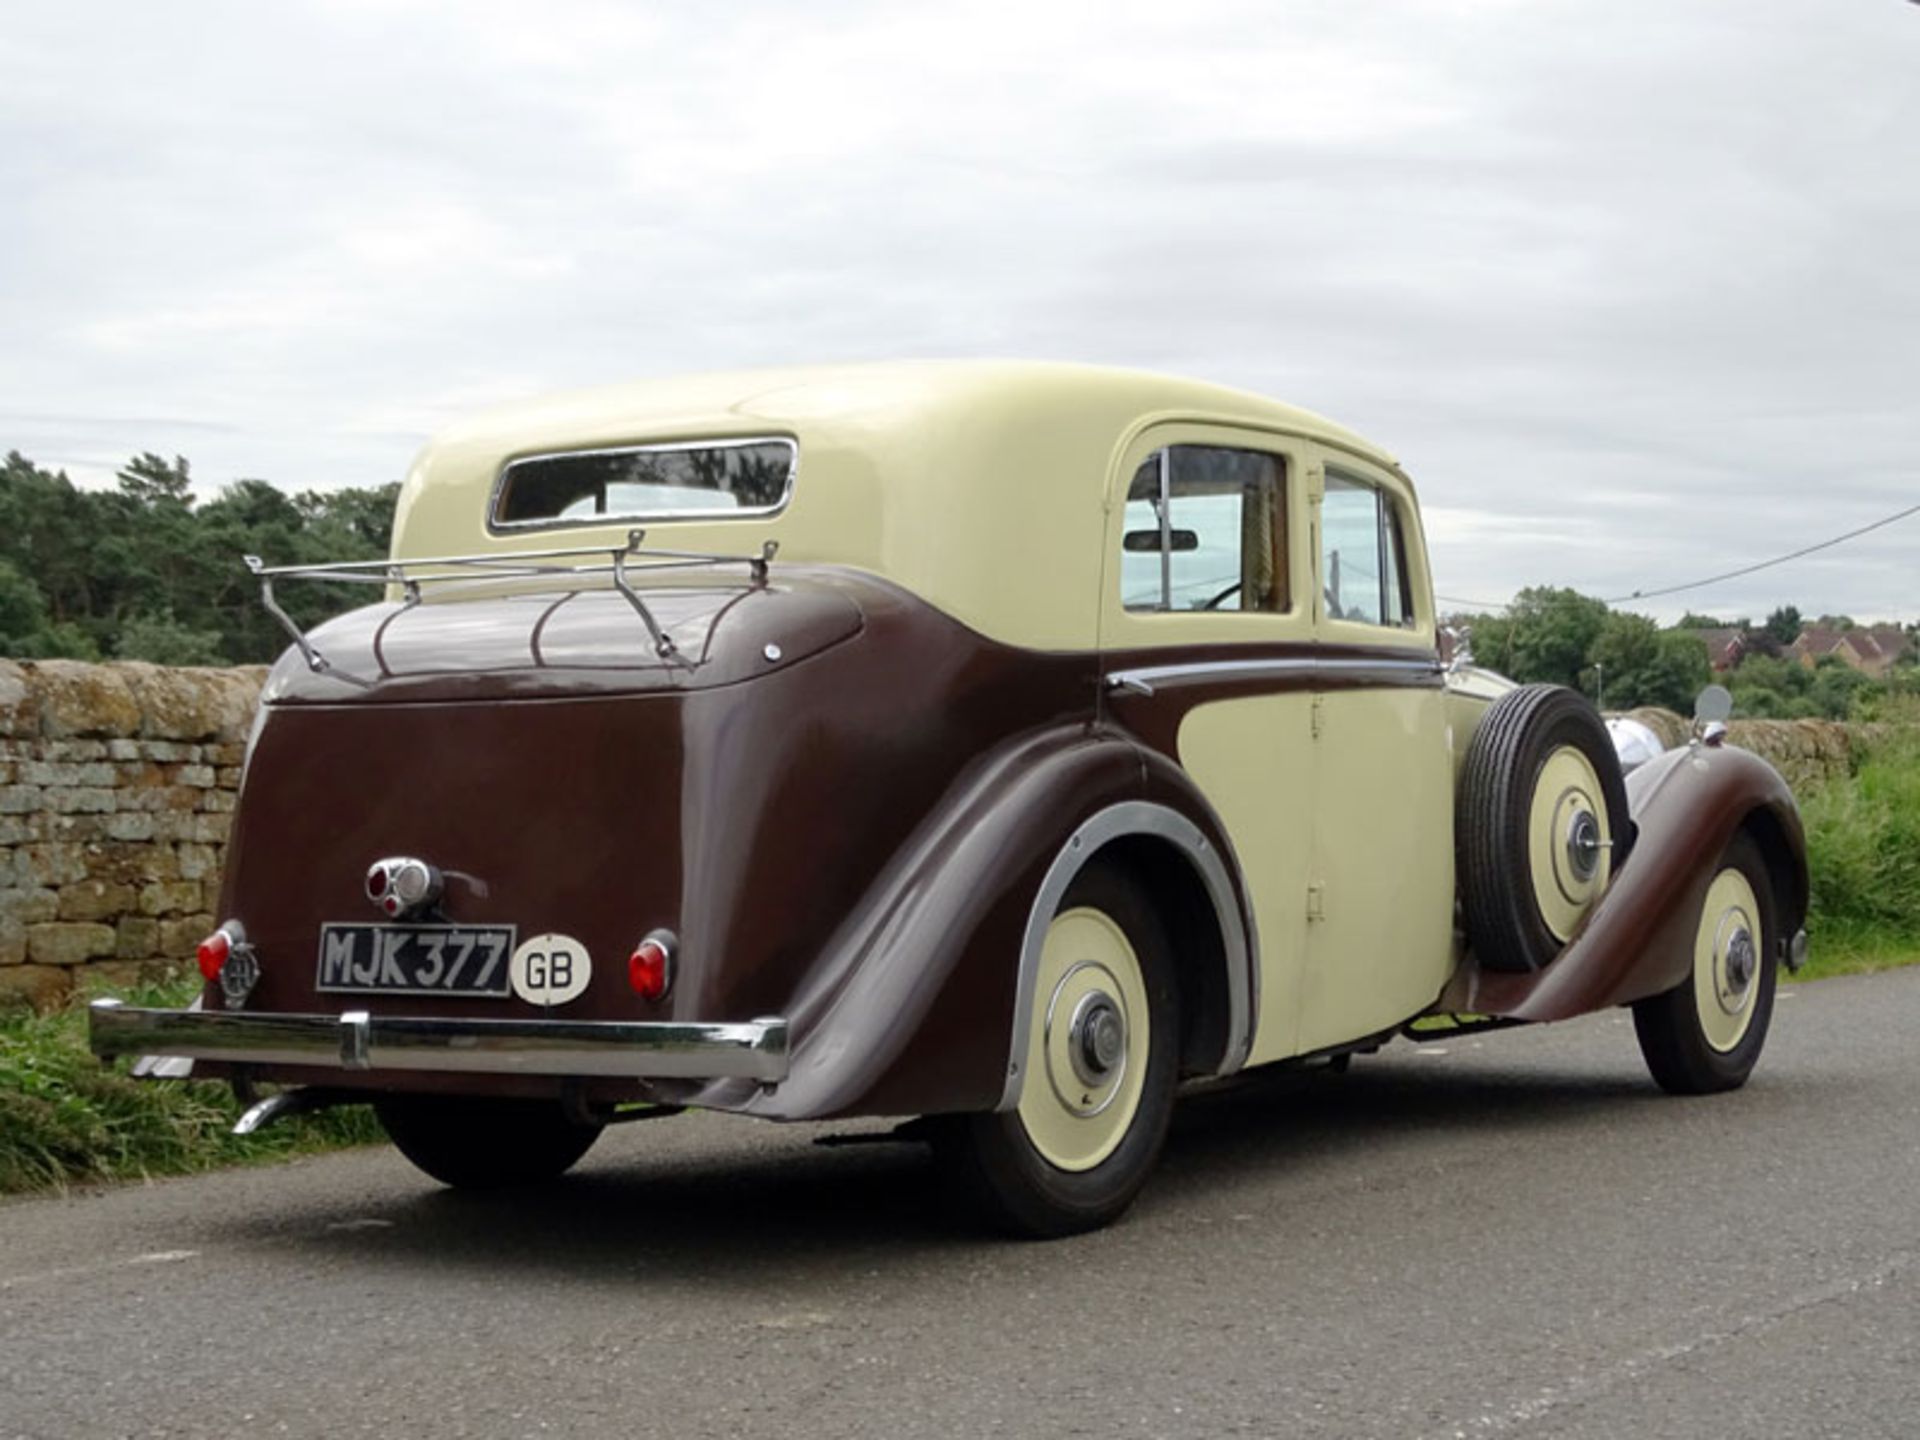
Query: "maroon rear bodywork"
209 568 1217 1118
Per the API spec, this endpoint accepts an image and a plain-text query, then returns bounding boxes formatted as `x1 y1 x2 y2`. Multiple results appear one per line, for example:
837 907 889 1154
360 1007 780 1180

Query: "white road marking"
753 1311 834 1330
1423 1250 1917 1437
0 1248 200 1291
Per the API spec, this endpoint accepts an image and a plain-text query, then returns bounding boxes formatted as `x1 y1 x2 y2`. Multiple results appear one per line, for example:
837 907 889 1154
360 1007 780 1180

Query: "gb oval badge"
509 933 592 1006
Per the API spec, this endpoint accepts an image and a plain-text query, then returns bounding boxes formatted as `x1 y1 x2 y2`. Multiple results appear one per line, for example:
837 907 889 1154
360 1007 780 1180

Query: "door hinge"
1307 881 1326 922
1311 694 1325 739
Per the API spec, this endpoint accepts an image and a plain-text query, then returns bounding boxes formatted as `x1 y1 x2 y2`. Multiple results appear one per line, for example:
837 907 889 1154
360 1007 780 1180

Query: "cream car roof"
392 360 1406 652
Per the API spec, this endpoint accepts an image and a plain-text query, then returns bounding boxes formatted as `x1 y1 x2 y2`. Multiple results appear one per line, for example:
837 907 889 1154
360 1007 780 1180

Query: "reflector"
628 935 673 1001
196 929 231 982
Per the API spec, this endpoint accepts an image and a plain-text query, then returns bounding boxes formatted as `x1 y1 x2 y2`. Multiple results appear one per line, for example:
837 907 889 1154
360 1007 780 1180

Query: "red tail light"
627 931 675 1001
196 929 232 982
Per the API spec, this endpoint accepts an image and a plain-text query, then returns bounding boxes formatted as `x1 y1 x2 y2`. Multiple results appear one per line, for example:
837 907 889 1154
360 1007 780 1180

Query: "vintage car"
90 362 1808 1235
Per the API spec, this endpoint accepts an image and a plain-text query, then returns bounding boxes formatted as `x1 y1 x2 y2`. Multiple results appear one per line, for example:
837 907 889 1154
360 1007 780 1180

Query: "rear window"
491 438 796 529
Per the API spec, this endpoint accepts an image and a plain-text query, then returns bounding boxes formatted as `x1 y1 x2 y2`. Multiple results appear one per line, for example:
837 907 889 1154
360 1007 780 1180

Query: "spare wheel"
1457 683 1630 973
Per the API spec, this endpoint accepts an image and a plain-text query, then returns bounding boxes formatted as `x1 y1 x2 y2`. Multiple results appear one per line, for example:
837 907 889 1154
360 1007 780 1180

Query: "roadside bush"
1800 718 1920 974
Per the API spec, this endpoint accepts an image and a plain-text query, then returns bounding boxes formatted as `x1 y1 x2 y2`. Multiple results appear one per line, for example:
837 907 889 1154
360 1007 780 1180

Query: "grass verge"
0 970 380 1197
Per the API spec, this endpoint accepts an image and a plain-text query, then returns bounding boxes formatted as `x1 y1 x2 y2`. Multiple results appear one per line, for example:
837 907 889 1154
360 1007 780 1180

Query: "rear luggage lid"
263 575 863 705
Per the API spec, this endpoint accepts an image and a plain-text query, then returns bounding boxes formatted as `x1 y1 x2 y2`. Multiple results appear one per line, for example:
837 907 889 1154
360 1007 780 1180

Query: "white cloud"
2 0 1916 620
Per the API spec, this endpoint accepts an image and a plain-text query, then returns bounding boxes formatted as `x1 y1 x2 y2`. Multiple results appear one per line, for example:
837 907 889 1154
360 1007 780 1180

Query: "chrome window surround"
487 435 799 535
995 801 1257 1113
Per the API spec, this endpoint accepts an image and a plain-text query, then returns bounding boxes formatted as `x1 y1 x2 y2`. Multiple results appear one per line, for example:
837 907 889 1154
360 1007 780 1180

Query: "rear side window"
1320 471 1414 627
1120 446 1288 612
492 438 796 529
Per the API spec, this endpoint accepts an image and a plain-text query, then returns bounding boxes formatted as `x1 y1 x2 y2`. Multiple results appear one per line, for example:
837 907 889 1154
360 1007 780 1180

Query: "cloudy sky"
3 0 1915 622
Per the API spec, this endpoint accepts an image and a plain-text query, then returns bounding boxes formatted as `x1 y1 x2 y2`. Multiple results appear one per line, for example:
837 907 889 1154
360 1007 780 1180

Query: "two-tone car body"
92 362 1807 1233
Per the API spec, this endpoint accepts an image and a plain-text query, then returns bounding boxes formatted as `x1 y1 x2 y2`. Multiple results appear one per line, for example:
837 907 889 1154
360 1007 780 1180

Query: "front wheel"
1632 831 1778 1095
933 860 1179 1238
374 1095 603 1189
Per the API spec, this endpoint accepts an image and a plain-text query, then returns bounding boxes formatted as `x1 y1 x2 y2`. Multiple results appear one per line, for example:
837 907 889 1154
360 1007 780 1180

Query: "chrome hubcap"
1565 809 1603 882
1069 991 1126 1087
1715 918 1757 1014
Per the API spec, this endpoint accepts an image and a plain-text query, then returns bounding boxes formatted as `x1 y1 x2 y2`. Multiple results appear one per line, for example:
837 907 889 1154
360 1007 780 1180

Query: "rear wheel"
1632 831 1778 1095
934 860 1179 1238
374 1095 603 1189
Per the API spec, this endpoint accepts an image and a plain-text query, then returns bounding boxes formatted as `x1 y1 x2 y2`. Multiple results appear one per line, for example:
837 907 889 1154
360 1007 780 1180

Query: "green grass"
1793 722 1920 981
0 970 381 1196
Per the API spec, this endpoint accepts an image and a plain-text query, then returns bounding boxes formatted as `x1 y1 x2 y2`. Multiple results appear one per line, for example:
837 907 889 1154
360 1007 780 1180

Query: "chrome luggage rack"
244 529 778 677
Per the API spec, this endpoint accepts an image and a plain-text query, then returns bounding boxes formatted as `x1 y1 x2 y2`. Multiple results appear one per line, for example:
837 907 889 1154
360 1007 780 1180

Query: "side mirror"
1693 684 1733 725
1693 684 1733 748
1124 527 1199 554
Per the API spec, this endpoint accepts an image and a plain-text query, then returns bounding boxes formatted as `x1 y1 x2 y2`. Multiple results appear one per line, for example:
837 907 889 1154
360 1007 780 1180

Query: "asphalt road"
4 970 1918 1440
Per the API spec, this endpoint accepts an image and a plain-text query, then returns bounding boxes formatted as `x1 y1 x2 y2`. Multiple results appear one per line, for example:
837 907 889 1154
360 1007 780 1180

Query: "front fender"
1454 743 1805 1022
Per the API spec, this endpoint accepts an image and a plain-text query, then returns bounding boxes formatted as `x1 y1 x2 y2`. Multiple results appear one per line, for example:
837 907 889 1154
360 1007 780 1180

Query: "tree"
1763 605 1802 647
115 611 227 666
295 482 400 553
1588 613 1711 712
116 453 195 509
1461 587 1610 692
0 449 400 665
1726 652 1875 720
0 558 99 658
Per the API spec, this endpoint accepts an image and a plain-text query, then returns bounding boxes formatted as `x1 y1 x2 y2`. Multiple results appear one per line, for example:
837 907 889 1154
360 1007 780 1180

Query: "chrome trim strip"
996 801 1256 1113
1106 655 1441 690
487 435 798 535
88 998 789 1083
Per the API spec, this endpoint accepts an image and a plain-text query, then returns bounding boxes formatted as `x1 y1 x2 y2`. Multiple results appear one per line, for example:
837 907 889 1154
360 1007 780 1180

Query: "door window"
1121 446 1288 613
1320 472 1413 627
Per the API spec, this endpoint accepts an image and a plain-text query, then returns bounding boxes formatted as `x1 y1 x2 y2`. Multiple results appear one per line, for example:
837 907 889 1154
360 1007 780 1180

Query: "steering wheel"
1201 581 1243 611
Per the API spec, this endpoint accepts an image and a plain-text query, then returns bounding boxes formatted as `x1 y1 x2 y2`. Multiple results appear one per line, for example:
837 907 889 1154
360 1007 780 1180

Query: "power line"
1435 496 1920 615
1604 498 1920 605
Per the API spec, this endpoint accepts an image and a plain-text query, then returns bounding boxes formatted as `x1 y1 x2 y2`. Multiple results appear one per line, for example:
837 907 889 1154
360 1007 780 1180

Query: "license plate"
315 924 516 997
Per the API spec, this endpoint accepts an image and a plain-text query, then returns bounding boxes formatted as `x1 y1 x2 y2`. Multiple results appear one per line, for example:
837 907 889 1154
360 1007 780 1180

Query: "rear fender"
727 728 1255 1120
1452 743 1804 1021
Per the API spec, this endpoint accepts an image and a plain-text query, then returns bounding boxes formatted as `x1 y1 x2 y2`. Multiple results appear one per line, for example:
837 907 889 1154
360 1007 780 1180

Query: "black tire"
1458 683 1630 973
1632 831 1778 1095
933 860 1180 1238
374 1095 603 1189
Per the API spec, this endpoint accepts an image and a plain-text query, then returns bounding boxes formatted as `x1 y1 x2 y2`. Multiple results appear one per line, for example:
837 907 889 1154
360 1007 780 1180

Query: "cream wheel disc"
1527 745 1613 943
1694 867 1763 1053
1016 906 1152 1173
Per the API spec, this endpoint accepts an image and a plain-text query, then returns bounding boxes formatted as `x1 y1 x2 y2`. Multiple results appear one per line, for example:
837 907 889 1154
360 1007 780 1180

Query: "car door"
1294 451 1455 1053
1098 422 1316 1064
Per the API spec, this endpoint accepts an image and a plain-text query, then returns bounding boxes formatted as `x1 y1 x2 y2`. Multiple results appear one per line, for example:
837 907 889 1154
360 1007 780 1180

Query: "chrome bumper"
88 999 788 1084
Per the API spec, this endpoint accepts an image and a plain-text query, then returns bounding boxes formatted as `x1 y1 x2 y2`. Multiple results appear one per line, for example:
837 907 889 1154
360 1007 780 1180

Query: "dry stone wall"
0 659 263 1010
1619 708 1870 795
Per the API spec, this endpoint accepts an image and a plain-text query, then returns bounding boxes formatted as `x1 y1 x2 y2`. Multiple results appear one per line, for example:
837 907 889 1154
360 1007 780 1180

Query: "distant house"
1789 624 1914 678
1687 627 1748 673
